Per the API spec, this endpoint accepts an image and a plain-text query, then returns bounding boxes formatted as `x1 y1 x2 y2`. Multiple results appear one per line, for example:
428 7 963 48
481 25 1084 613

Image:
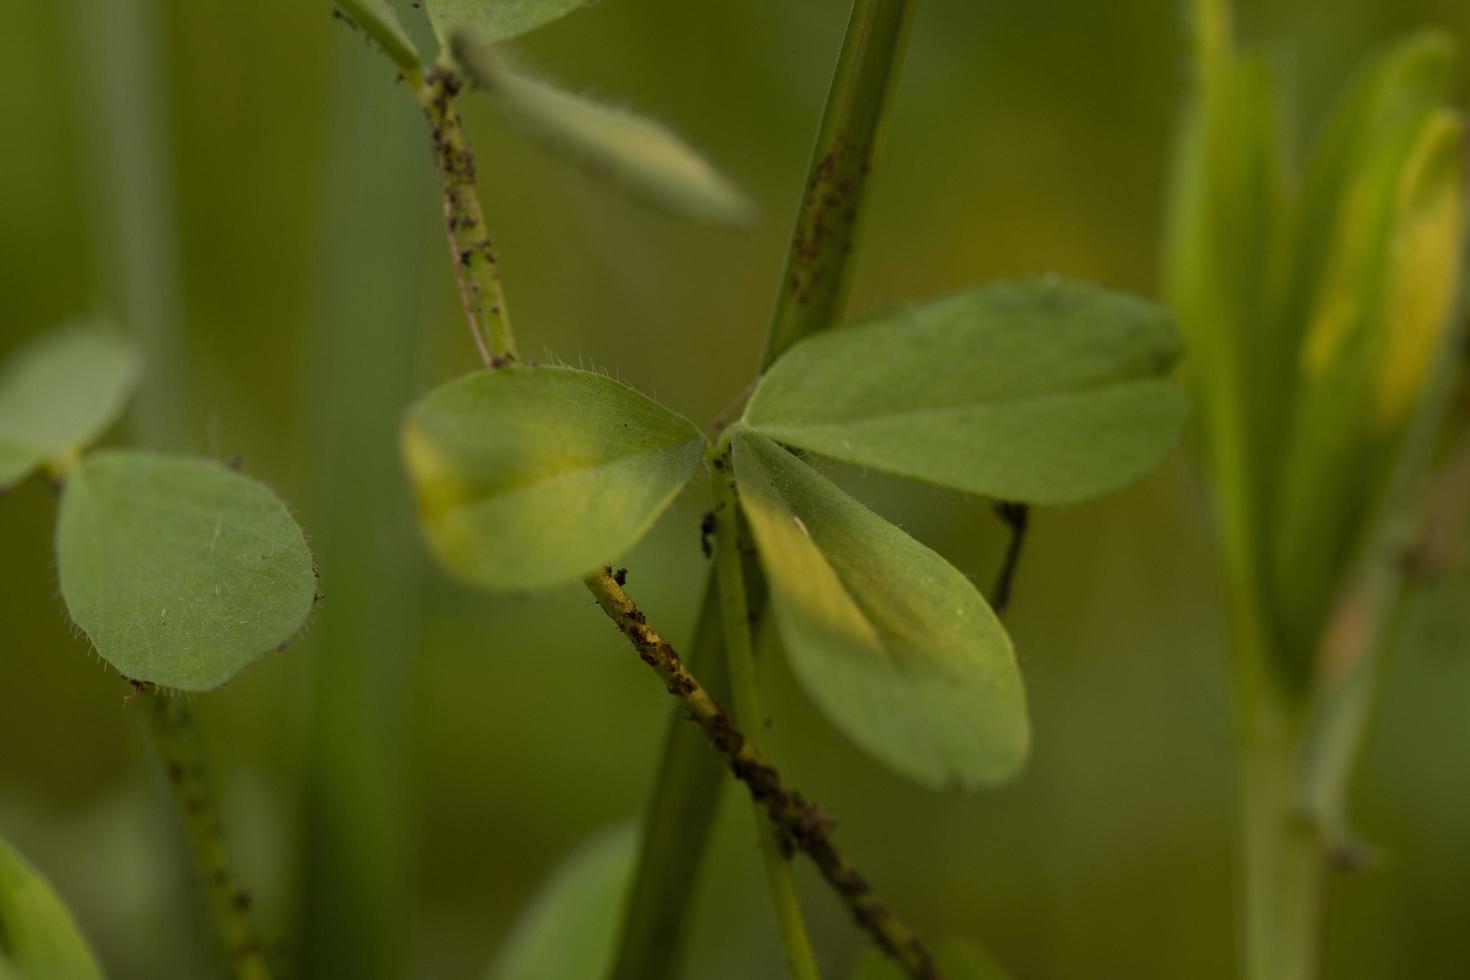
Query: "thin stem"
414 66 516 364
584 567 942 980
760 0 915 370
136 687 271 980
613 3 920 973
709 450 822 980
989 502 1028 614
607 571 731 980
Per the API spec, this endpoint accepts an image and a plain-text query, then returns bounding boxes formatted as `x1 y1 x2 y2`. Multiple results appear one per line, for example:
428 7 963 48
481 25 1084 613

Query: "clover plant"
337 1 1185 977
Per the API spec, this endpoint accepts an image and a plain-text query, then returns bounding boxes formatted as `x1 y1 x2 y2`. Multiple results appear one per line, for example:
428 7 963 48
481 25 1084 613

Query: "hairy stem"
760 0 915 370
137 688 271 980
615 3 920 972
710 450 822 980
584 567 942 980
607 572 730 980
415 66 516 364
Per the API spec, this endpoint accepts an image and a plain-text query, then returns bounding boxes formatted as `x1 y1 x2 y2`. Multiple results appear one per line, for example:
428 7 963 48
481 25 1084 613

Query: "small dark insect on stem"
989 502 1029 615
585 567 943 980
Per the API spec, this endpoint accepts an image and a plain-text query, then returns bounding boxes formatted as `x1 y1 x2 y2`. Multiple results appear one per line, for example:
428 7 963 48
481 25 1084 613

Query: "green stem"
584 567 941 980
760 0 915 370
607 571 730 980
709 450 822 980
138 689 272 980
613 4 919 974
415 66 517 364
1236 700 1322 980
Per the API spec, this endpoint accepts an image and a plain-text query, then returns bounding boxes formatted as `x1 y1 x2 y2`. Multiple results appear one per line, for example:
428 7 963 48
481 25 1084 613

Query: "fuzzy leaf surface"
452 40 753 225
56 450 316 691
402 365 705 592
428 0 590 45
0 321 141 488
487 825 635 980
0 836 105 979
732 429 1028 789
743 279 1185 505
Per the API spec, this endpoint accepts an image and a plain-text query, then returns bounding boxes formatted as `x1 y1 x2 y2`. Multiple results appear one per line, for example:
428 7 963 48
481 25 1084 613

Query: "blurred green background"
3 1 1469 977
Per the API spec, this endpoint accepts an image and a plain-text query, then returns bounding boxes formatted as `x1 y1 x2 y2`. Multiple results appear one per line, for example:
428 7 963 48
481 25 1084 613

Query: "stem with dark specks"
584 567 942 980
710 448 822 980
138 688 272 980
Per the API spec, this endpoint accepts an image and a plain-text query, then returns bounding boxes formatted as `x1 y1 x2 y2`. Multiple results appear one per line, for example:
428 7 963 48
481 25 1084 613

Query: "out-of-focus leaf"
0 835 105 979
450 38 755 225
0 320 141 489
731 428 1028 789
743 279 1185 505
427 0 591 46
336 0 421 75
1160 2 1286 666
854 937 1012 980
1271 34 1464 663
402 365 706 592
486 825 636 980
56 450 317 691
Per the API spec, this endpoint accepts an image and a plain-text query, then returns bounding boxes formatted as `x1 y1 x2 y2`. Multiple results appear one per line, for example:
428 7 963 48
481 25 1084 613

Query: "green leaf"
0 835 106 980
854 937 1012 980
1271 34 1464 664
743 279 1186 506
402 365 706 592
427 0 591 45
56 450 317 691
1160 9 1286 651
487 825 636 980
0 320 141 490
449 38 754 225
731 429 1028 789
336 0 421 75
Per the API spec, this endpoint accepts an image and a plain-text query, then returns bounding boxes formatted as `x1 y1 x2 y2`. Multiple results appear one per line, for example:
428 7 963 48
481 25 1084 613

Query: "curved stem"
414 66 516 364
760 0 915 370
584 567 942 980
709 451 822 980
137 688 271 980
